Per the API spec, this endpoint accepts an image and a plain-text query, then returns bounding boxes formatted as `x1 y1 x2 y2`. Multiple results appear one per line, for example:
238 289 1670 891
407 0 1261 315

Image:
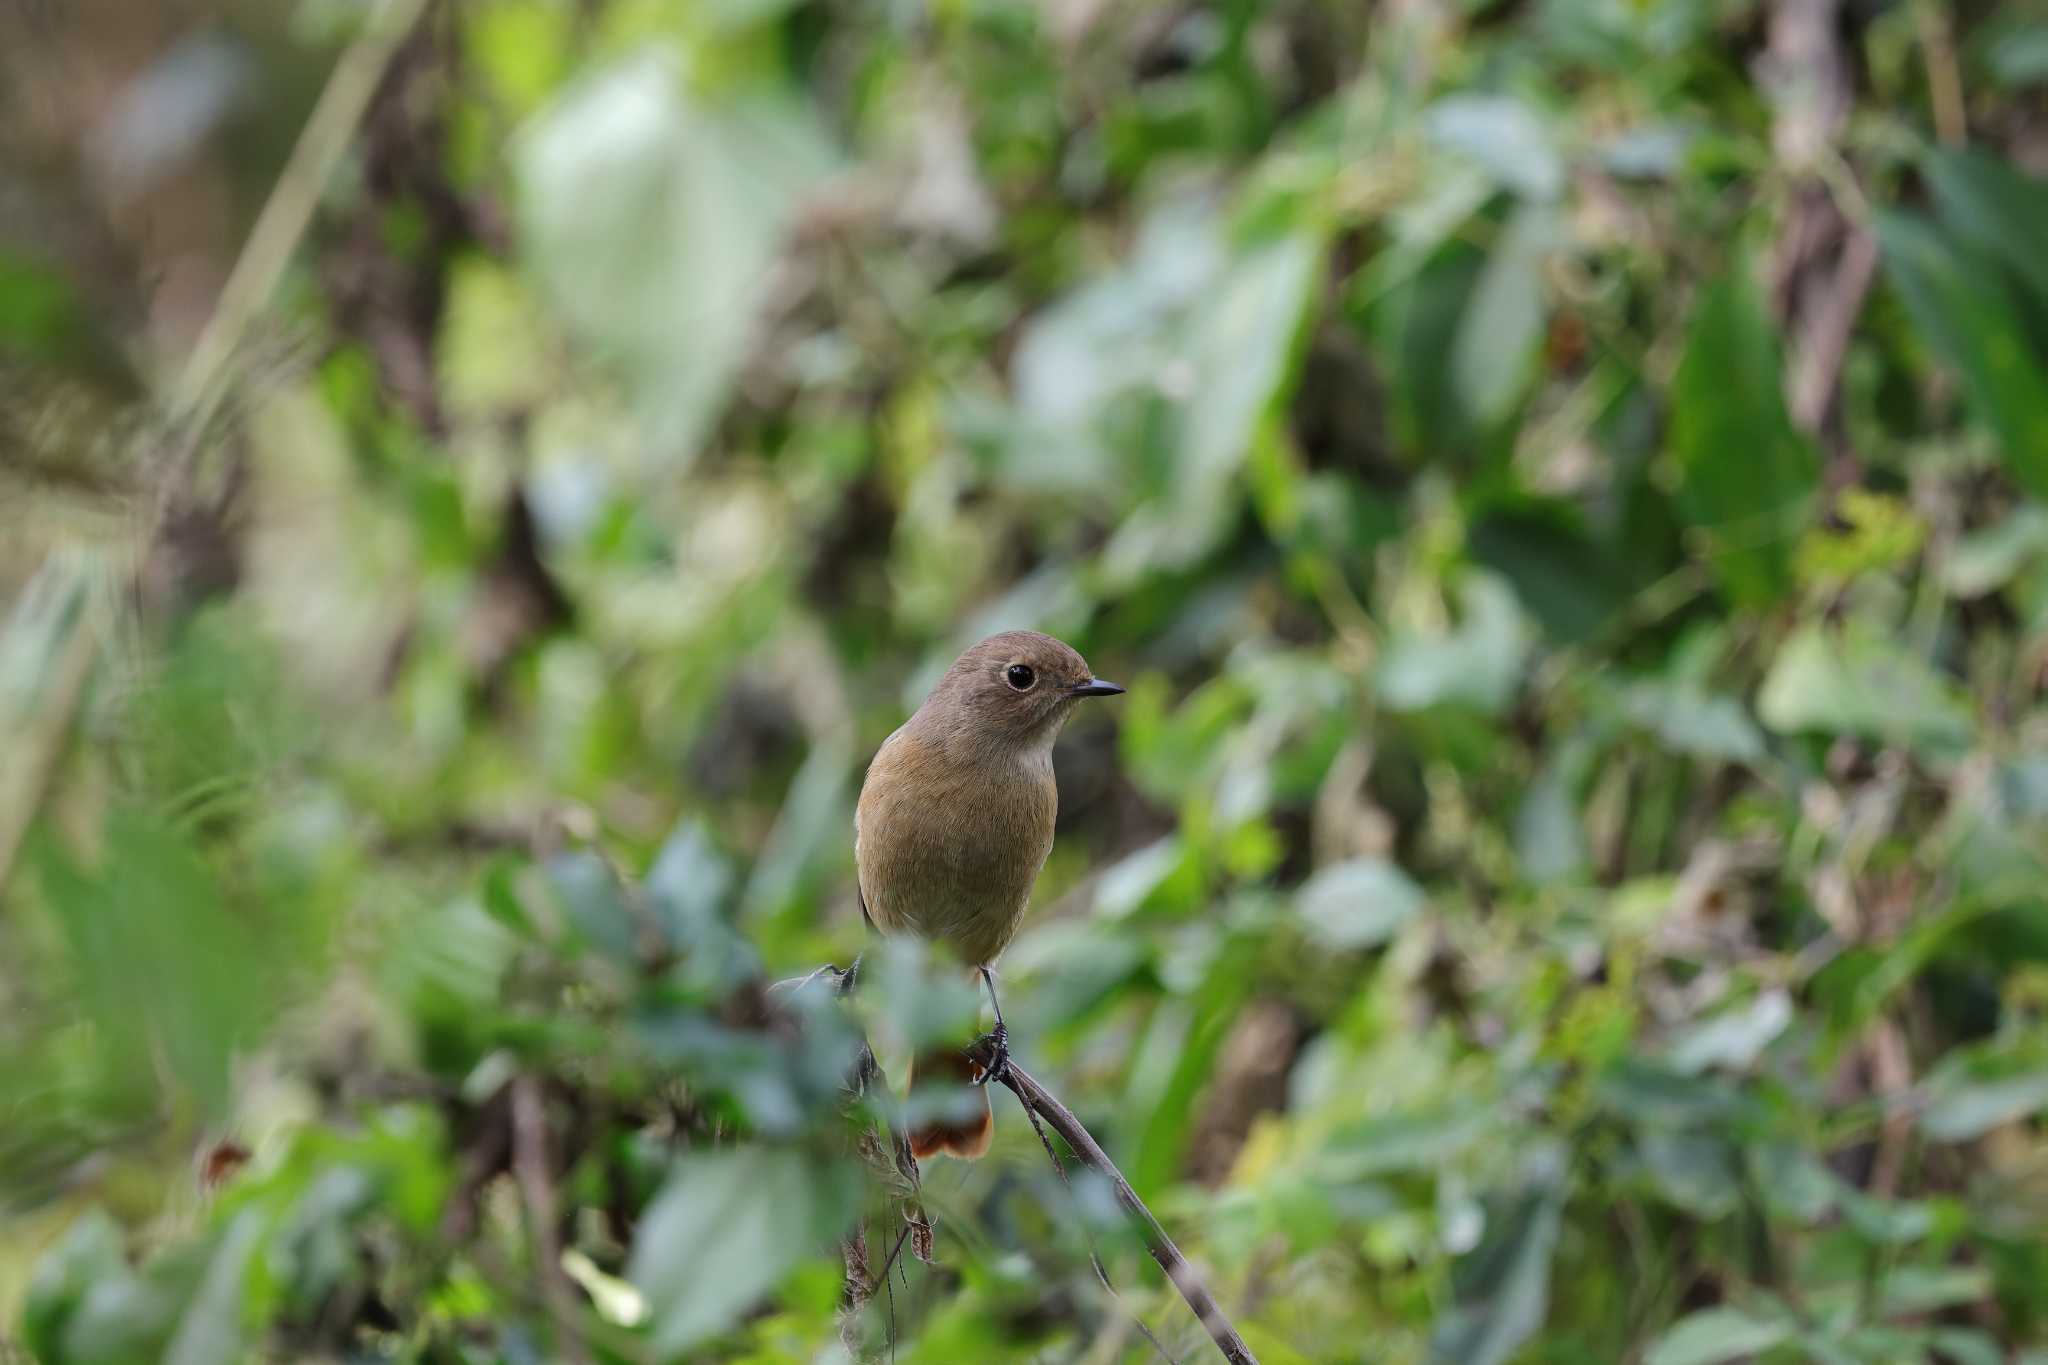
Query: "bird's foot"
970 1023 1009 1087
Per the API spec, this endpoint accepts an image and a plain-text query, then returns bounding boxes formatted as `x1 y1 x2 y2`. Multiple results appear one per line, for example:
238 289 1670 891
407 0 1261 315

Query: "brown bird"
854 630 1123 1159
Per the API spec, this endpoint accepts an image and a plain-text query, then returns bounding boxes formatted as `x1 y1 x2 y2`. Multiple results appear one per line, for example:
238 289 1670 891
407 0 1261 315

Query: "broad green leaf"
740 735 855 918
436 256 552 417
0 252 110 370
1877 1265 1994 1317
1595 1059 1746 1127
22 1212 132 1362
1452 204 1556 426
1748 1142 1841 1224
1296 856 1425 950
645 817 736 949
1670 269 1818 604
1378 573 1533 714
1516 756 1589 885
1622 682 1767 764
1984 25 2048 89
545 849 641 963
1426 1146 1567 1365
1929 1329 2008 1365
628 1147 857 1355
163 1213 263 1365
1877 210 2048 495
1093 836 1191 919
1424 96 1564 200
1943 504 2048 596
1837 1187 1935 1244
1646 1307 1795 1365
516 52 831 466
1756 623 1974 759
1129 967 1249 1197
1923 148 2048 311
1666 990 1792 1073
1470 498 1631 643
1099 226 1323 584
1918 1042 2048 1140
34 806 272 1115
1638 1131 1739 1218
1318 1107 1492 1180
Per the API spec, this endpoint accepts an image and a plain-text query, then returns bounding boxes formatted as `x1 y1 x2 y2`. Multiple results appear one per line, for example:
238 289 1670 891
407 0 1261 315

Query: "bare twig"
169 0 434 430
1007 1071 1179 1365
972 1043 1261 1365
1915 0 1967 148
511 1075 591 1365
1788 227 1879 435
0 552 104 899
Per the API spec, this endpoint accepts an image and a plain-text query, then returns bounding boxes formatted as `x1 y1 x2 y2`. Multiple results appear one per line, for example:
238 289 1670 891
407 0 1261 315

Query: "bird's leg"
972 965 1009 1087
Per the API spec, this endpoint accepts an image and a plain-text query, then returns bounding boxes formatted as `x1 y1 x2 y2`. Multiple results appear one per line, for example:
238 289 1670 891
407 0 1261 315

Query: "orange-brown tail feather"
905 1047 993 1160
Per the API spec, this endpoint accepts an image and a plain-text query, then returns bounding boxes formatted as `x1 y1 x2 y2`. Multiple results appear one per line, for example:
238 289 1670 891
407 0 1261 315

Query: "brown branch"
510 1075 591 1365
976 1047 1261 1365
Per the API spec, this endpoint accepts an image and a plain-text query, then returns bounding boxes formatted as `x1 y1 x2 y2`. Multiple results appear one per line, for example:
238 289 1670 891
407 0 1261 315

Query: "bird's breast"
855 738 1057 966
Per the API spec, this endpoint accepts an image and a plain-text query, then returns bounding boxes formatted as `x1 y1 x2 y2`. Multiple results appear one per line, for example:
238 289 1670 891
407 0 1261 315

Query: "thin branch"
0 552 104 899
511 1075 592 1365
1009 1075 1179 1365
972 1044 1261 1365
1789 227 1879 436
169 0 433 431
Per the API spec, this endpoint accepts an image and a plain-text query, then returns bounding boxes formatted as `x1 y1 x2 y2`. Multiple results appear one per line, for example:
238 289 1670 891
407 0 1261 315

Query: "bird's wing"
852 723 906 936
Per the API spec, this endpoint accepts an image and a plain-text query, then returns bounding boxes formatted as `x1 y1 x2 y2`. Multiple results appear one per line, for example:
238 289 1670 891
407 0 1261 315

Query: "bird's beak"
1068 679 1125 698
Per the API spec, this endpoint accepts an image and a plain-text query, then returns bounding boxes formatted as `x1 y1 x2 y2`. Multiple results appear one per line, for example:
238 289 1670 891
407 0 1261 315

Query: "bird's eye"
1005 663 1036 691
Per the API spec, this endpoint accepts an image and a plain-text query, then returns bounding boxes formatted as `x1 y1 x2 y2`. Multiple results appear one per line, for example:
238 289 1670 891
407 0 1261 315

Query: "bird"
853 630 1124 1160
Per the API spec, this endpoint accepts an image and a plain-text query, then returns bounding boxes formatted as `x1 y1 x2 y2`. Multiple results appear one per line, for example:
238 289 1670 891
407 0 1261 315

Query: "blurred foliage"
5 0 2048 1361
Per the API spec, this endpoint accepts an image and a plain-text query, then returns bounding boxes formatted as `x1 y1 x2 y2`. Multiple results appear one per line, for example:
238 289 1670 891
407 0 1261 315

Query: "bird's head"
923 630 1123 752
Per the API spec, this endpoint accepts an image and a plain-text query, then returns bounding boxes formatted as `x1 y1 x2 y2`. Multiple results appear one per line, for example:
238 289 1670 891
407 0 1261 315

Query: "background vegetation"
5 0 2048 1360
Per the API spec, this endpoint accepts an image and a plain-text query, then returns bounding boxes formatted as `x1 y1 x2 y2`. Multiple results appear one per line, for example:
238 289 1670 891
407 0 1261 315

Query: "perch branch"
970 1040 1260 1365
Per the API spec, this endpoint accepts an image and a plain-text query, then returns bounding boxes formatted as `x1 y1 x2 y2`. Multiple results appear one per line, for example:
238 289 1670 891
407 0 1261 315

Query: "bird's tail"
905 1046 993 1160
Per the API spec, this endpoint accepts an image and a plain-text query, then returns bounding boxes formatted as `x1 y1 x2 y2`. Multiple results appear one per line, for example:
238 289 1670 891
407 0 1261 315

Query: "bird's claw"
971 1023 1009 1087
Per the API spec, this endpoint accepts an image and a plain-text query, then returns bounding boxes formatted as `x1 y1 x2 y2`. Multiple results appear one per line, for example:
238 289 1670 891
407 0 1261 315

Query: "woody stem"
967 1040 1260 1365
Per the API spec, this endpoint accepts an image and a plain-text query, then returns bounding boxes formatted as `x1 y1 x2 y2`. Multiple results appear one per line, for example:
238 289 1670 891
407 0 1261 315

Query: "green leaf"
34 806 272 1115
516 52 832 466
1469 497 1631 643
647 821 732 924
1929 1328 2007 1365
22 1212 132 1362
1983 25 2048 89
1098 224 1323 584
1622 682 1767 764
1424 96 1564 200
1756 623 1974 759
1877 210 2048 495
1516 754 1589 885
1923 148 2048 313
1426 1147 1568 1365
1318 1107 1492 1180
1638 1131 1740 1218
1917 1043 2048 1140
1942 504 2048 597
1666 990 1792 1073
163 1213 263 1365
0 253 100 367
1378 573 1533 714
1452 203 1556 426
544 849 641 963
1646 1307 1795 1365
1877 1265 1994 1317
1670 268 1819 604
1295 856 1426 950
629 1149 856 1355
